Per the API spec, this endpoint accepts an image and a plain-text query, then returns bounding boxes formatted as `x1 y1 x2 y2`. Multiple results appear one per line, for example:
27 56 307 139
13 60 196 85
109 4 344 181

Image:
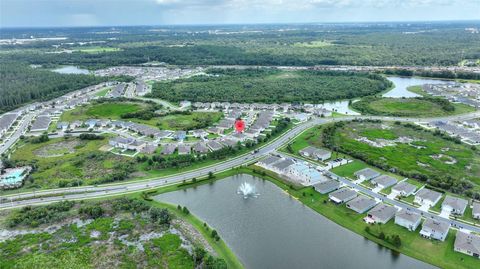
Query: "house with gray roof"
193 143 209 154
442 196 468 216
367 203 397 224
414 189 443 207
178 144 191 155
30 116 52 132
395 209 422 231
329 188 357 204
346 195 377 213
354 168 380 181
0 113 19 135
454 231 480 259
269 158 295 173
257 155 282 168
160 144 177 155
392 181 417 197
207 140 224 151
313 179 340 194
371 175 397 189
420 219 450 241
299 146 331 161
473 202 480 220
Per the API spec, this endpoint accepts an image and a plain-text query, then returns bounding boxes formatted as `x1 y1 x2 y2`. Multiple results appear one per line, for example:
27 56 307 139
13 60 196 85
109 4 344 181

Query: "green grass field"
352 97 475 117
331 121 480 193
94 87 111 97
60 102 222 130
61 102 144 122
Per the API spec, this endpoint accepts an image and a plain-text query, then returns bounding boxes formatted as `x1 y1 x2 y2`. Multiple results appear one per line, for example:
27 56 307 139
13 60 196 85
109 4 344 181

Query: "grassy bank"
220 167 479 269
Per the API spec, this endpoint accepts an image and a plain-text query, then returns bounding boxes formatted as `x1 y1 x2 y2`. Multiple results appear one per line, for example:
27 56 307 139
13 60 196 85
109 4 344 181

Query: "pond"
383 76 448 98
52 65 90 75
154 174 436 269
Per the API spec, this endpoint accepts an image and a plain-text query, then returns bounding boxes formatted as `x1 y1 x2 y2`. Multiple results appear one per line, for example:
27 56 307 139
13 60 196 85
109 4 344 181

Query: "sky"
0 0 479 28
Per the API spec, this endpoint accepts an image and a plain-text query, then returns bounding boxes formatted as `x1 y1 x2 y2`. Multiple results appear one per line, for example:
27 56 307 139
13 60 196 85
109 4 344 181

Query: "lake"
154 174 436 269
52 66 90 75
383 76 448 98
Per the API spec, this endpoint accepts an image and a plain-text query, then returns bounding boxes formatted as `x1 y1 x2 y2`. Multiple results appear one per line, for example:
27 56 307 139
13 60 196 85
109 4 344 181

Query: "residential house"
442 196 468 216
313 179 340 194
366 203 397 224
354 168 380 181
299 146 332 161
160 144 177 155
454 231 480 258
346 195 377 213
391 181 417 197
473 202 480 220
329 188 357 204
420 219 450 241
414 189 442 207
207 140 224 151
193 143 209 154
371 175 397 189
178 144 191 155
395 209 422 231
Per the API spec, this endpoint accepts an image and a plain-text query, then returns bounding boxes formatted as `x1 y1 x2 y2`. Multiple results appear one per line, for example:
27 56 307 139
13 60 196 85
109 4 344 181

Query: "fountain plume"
237 182 259 199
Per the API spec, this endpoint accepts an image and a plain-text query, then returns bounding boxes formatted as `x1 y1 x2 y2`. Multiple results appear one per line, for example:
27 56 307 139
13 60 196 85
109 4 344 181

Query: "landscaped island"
150 69 392 103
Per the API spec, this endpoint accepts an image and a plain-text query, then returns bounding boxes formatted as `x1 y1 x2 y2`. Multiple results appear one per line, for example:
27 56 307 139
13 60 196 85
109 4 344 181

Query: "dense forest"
149 69 392 103
1 22 479 68
0 64 107 113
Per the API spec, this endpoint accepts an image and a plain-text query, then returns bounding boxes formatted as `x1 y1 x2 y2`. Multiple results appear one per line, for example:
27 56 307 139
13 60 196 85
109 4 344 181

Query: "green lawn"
94 87 111 97
61 102 144 122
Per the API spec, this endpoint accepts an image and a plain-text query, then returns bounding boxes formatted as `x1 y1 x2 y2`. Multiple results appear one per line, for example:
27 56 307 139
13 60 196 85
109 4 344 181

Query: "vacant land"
0 197 231 269
61 102 145 122
10 137 135 188
150 69 392 103
60 102 222 130
323 120 480 196
351 97 475 117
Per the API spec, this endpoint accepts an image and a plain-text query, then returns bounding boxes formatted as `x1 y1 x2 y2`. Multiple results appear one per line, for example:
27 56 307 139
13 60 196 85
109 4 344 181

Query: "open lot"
60 102 223 130
351 97 475 117
10 137 135 189
327 121 480 194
